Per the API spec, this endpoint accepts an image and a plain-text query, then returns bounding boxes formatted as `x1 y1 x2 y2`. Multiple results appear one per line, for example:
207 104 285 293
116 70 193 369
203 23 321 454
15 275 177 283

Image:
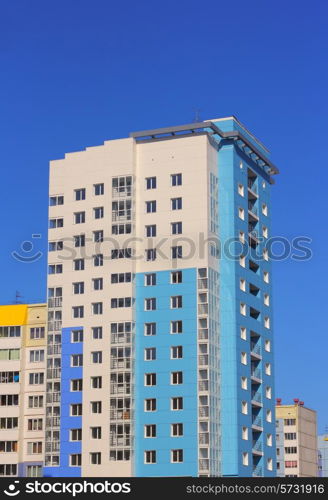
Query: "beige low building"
276 400 317 477
0 303 47 477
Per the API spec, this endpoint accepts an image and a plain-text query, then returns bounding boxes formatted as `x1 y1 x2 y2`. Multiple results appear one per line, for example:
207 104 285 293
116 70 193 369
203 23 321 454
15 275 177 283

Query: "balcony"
47 345 61 356
48 321 62 332
110 384 131 395
198 380 209 392
251 367 262 382
47 368 61 380
251 391 263 407
110 410 131 421
199 407 209 418
46 392 61 404
252 440 263 455
253 465 263 477
48 297 62 308
110 359 131 370
112 210 132 222
248 202 259 219
252 415 263 430
199 433 209 445
45 441 60 453
250 342 262 360
199 459 209 471
46 417 60 428
248 180 258 196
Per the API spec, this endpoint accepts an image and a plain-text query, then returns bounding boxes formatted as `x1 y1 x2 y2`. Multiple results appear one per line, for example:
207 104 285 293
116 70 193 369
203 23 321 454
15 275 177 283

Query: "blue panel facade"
18 461 43 477
44 326 83 477
134 268 198 477
218 138 276 477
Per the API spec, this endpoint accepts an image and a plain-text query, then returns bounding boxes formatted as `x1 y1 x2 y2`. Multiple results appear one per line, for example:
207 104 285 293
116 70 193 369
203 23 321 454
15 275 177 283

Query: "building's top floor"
51 116 279 183
276 398 317 425
0 304 47 346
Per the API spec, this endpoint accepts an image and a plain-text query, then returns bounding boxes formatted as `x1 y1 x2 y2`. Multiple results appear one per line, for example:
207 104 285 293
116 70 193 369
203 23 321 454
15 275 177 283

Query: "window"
171 371 183 385
94 183 104 196
27 418 42 431
92 302 103 315
91 351 102 364
242 427 248 440
91 377 102 389
75 188 85 201
145 450 156 464
264 316 270 329
0 417 18 430
171 271 182 284
266 386 272 399
0 371 19 383
30 327 45 340
267 434 272 446
49 195 64 206
146 200 156 213
112 223 132 235
242 452 248 466
93 254 103 267
112 199 132 220
264 293 270 306
265 339 271 352
238 207 245 220
241 376 247 390
72 306 84 319
240 278 246 291
145 424 156 438
239 231 245 243
93 230 104 242
111 273 132 284
29 350 44 363
73 282 84 294
171 221 182 235
171 346 183 359
90 452 101 465
92 327 103 339
146 177 156 189
144 323 156 336
265 363 271 376
91 401 102 414
70 429 82 441
74 212 85 224
263 225 268 238
144 399 156 412
171 423 183 437
171 296 182 309
74 234 85 247
171 173 182 186
111 248 132 259
266 410 272 423
285 461 298 468
74 258 84 271
49 217 64 228
171 320 183 334
0 326 21 338
48 264 63 274
241 352 247 365
112 176 132 197
70 454 82 467
239 255 246 268
241 401 248 415
171 246 183 259
146 225 157 237
145 298 156 311
71 378 83 392
240 327 247 340
171 449 183 463
71 354 83 367
70 329 83 343
26 465 42 477
262 203 268 216
238 183 244 196
28 396 42 408
111 297 132 308
29 373 44 385
263 271 269 283
48 240 63 251
284 419 296 426
27 442 42 455
0 464 17 476
94 207 104 219
0 441 17 453
171 397 183 410
240 303 246 316
145 348 156 361
145 373 156 386
145 273 156 286
91 427 102 439
0 349 20 361
285 433 297 440
93 278 103 290
145 249 156 261
171 197 182 210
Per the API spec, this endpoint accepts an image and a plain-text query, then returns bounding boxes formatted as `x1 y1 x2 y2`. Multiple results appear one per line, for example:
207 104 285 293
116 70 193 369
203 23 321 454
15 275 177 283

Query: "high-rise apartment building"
44 117 278 477
0 303 47 478
276 399 317 477
318 434 328 477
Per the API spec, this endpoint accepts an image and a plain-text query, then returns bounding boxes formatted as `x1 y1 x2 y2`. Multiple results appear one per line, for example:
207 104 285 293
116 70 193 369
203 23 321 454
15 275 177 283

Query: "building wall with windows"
44 117 277 477
0 303 46 478
276 402 317 477
318 434 328 477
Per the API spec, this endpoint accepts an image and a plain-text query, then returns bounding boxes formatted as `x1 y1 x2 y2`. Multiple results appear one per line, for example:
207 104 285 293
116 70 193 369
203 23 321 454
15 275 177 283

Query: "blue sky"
0 0 327 431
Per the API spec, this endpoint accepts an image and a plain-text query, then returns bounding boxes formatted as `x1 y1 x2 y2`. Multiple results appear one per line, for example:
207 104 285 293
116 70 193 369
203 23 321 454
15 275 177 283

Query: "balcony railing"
252 415 263 428
112 210 132 222
199 407 209 418
46 417 60 428
252 440 263 452
112 187 132 198
48 321 62 332
249 230 259 240
198 355 209 366
248 203 258 216
45 441 60 453
199 459 209 471
198 329 209 340
47 345 61 356
251 368 262 380
198 380 209 392
199 433 209 445
251 391 262 404
110 410 131 421
47 392 61 404
198 304 209 315
253 465 263 476
47 368 61 380
248 180 258 194
110 359 131 370
250 343 261 356
48 297 62 308
110 384 131 395
109 436 131 447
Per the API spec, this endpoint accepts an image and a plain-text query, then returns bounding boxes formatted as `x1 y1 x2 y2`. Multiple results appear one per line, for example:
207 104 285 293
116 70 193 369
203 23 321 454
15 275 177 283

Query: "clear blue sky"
1 0 327 431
